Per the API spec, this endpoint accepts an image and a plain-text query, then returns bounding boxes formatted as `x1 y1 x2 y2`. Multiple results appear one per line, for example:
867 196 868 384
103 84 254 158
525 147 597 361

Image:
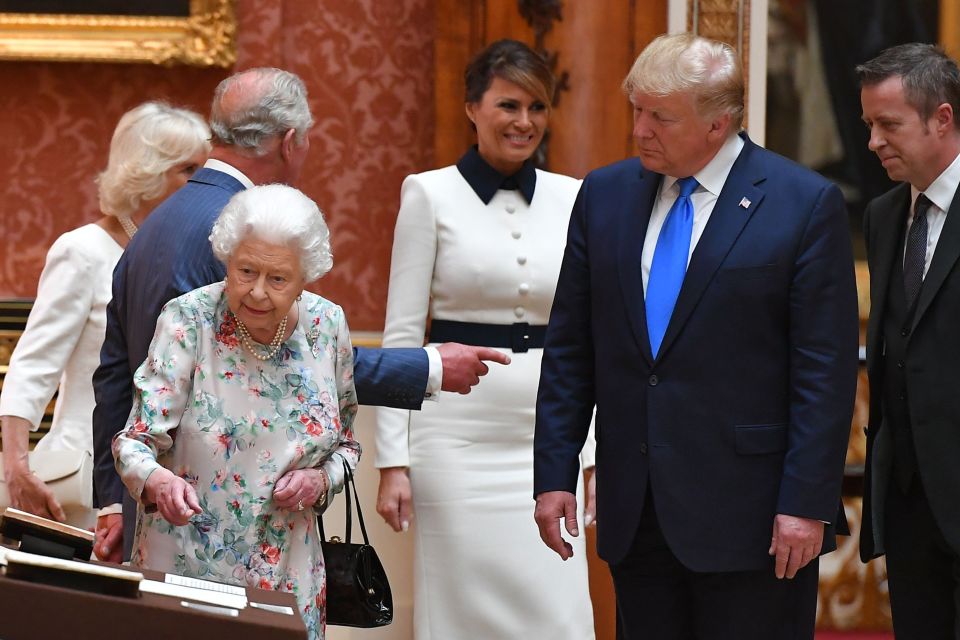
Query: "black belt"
429 319 546 353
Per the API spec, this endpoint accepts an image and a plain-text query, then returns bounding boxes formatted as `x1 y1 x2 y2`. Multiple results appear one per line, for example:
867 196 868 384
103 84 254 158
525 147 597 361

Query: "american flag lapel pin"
738 197 751 209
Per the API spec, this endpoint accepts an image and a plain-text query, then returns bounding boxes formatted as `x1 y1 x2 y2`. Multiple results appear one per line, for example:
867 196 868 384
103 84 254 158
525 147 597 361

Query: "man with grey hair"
533 33 858 638
92 67 508 562
859 43 960 639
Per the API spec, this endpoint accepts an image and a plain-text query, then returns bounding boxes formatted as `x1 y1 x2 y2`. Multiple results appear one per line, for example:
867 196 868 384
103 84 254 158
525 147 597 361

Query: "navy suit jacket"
534 137 860 571
92 168 428 552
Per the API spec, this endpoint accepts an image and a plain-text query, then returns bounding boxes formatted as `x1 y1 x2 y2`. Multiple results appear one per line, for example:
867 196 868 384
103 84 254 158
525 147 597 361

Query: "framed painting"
0 0 235 67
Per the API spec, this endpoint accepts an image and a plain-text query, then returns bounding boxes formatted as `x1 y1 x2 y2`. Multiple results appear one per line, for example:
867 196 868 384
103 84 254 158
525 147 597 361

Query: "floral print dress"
113 282 359 640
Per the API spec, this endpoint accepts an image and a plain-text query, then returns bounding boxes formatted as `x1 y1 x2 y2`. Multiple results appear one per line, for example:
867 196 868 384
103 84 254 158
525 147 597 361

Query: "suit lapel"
617 166 660 365
655 139 765 360
865 186 909 369
911 184 960 331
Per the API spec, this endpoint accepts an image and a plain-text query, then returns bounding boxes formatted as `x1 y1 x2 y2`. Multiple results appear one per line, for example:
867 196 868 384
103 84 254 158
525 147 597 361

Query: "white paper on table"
164 573 247 596
140 579 247 609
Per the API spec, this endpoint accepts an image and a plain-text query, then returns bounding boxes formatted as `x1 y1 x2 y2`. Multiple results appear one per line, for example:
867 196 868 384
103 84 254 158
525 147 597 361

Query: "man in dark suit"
858 43 960 639
92 67 508 562
533 34 859 639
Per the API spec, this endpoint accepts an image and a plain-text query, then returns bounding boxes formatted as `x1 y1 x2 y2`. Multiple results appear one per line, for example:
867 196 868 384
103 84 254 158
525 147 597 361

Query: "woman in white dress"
113 185 358 640
375 39 595 639
0 102 210 528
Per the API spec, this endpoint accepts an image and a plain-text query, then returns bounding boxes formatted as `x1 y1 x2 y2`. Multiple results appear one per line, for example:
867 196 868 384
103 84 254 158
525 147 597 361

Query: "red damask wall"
0 0 434 330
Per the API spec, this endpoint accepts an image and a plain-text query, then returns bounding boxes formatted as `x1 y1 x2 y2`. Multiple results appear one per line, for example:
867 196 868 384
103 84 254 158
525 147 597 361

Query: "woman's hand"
273 468 328 511
584 467 597 528
376 467 412 532
1 416 67 522
143 468 201 526
6 467 66 523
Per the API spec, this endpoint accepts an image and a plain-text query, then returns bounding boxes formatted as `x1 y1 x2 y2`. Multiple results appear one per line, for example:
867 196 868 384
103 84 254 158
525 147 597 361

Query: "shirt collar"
204 158 254 189
661 133 745 197
910 149 960 217
456 146 537 205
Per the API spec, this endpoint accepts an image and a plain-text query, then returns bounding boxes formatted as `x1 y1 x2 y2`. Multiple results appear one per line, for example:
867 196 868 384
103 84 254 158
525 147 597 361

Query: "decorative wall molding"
689 0 746 52
818 498 891 630
516 0 569 168
686 0 752 127
517 0 570 105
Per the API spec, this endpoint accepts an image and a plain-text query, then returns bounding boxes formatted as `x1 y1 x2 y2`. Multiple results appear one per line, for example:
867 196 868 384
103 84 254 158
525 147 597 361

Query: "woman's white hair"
622 33 744 130
97 101 210 218
210 184 333 282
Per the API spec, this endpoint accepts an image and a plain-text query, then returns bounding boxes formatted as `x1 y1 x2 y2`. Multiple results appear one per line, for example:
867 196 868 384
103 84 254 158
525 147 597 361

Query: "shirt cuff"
97 503 122 517
423 346 442 401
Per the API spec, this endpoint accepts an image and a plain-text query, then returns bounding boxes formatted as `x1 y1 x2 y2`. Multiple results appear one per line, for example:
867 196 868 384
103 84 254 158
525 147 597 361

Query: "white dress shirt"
204 158 254 189
905 150 960 277
642 134 745 291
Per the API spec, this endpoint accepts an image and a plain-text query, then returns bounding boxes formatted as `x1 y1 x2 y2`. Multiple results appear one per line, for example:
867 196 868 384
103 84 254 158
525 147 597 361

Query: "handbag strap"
317 458 370 545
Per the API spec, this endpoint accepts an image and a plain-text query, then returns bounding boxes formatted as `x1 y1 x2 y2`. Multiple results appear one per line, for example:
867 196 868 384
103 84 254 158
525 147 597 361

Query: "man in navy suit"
93 68 508 562
533 34 859 639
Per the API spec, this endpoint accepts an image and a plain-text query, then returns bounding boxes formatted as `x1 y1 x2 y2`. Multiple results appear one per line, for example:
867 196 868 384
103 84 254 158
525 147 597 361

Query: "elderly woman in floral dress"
113 184 358 639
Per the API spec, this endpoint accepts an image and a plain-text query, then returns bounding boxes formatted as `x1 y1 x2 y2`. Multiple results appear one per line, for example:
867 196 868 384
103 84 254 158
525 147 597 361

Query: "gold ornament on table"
232 312 287 361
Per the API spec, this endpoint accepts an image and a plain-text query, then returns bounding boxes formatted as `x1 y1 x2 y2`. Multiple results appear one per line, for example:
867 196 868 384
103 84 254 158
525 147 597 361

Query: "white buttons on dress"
514 306 526 318
505 204 516 214
517 256 527 265
518 283 530 295
511 230 522 239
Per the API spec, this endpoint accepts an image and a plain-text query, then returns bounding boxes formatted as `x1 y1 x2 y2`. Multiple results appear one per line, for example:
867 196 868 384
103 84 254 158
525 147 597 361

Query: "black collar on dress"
455 146 537 205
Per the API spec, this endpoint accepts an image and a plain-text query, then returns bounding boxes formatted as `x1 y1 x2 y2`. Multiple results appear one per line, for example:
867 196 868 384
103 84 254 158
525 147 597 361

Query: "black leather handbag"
318 460 393 628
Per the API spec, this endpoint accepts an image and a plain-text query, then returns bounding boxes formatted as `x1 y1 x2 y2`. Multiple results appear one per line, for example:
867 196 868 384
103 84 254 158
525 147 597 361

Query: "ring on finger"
297 499 304 511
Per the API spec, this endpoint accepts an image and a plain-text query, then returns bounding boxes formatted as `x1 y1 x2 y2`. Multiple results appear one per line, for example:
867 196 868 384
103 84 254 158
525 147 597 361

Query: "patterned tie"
903 194 932 309
646 176 699 357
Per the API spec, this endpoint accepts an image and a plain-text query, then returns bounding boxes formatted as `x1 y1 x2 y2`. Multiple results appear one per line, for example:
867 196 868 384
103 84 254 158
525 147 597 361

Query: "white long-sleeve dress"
0 224 122 527
376 160 595 640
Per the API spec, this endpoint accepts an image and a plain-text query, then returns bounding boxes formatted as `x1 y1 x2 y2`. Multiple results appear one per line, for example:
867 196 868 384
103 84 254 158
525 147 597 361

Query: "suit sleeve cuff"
423 346 442 401
97 503 122 517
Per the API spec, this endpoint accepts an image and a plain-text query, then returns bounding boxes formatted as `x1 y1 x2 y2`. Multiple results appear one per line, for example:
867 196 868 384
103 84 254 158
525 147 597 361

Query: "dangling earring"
296 293 302 301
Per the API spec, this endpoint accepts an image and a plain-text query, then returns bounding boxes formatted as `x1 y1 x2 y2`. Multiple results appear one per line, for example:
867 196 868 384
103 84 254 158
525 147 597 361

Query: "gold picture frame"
0 0 235 67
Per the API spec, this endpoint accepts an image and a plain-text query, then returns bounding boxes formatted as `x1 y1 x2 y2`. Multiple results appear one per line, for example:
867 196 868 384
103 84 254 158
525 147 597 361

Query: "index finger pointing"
473 347 511 365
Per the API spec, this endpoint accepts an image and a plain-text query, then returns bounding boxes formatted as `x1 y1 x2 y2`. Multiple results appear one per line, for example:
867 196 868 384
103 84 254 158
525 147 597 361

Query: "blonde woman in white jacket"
0 102 209 528
375 39 596 640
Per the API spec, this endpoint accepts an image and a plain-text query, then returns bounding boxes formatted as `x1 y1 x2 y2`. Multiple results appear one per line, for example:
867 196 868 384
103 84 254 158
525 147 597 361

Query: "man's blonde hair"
622 33 744 130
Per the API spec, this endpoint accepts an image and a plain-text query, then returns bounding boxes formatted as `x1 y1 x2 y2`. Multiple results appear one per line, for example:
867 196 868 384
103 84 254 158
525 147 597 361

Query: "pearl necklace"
118 216 138 239
233 313 288 361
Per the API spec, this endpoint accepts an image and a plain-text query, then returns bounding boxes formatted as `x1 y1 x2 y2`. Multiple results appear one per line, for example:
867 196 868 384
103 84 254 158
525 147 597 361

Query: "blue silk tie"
646 176 699 357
